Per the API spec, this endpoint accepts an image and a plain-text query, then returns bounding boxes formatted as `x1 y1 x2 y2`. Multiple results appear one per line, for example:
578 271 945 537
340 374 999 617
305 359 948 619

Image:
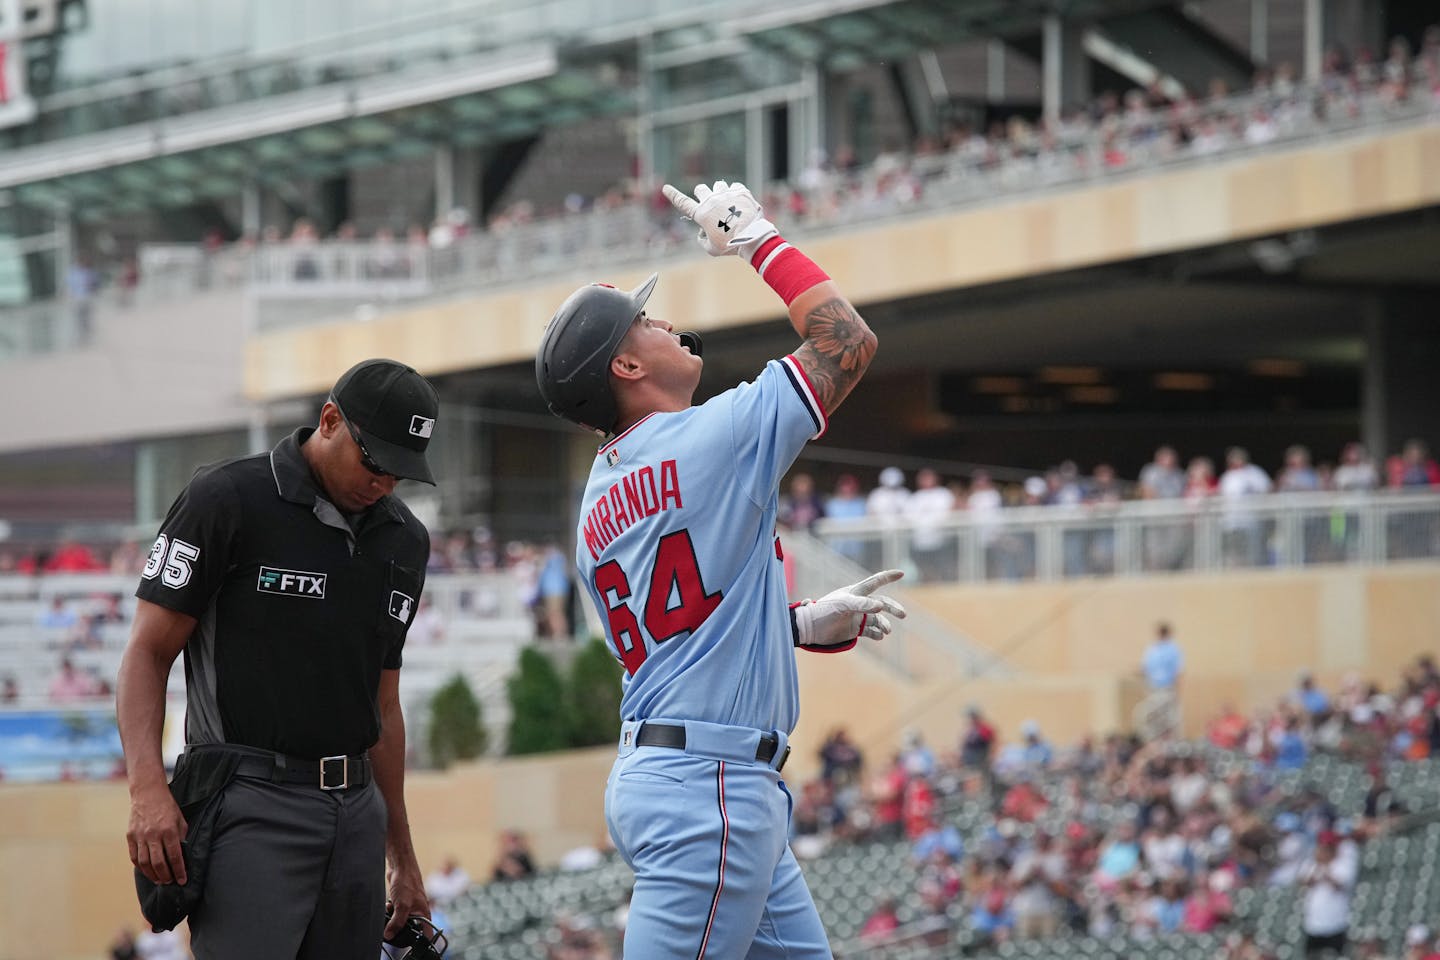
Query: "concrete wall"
0 291 253 455
15 563 1440 958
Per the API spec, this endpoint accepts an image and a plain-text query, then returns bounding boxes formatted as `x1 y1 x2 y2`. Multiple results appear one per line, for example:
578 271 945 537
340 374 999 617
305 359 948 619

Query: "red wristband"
750 236 830 306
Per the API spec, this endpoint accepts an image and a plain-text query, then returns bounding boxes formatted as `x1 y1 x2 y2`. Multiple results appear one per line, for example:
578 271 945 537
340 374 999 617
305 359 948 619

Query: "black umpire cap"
331 359 439 484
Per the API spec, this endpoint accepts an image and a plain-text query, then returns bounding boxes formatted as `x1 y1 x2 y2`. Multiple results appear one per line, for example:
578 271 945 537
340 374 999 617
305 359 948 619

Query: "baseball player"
536 179 904 959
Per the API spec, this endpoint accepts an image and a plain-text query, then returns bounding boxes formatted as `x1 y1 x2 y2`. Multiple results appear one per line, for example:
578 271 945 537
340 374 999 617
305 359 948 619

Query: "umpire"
117 358 438 958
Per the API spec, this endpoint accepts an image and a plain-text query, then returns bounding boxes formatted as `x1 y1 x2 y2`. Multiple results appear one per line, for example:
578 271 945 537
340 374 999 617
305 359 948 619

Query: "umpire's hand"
128 783 189 885
384 866 431 941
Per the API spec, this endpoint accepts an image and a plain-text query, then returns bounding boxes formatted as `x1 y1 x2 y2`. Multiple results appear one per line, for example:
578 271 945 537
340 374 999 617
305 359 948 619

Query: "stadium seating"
433 743 1440 959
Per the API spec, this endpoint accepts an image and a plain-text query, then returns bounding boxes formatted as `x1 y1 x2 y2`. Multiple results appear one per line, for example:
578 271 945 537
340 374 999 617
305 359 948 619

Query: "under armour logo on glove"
662 180 771 257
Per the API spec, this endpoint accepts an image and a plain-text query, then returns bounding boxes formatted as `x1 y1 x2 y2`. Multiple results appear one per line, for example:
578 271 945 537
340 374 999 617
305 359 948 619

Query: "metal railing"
809 490 1440 584
5 0 705 150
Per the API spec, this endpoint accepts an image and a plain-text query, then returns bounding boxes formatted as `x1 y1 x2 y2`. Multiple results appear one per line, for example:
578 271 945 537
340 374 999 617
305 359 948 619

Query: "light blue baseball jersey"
576 355 826 734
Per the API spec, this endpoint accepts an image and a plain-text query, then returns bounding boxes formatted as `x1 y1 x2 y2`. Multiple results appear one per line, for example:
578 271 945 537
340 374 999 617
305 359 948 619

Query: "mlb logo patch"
389 590 415 623
623 730 632 746
409 415 434 439
606 448 621 467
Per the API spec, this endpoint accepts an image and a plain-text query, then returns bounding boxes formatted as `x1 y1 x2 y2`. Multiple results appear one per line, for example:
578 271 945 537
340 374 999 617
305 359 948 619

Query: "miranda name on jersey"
582 458 684 560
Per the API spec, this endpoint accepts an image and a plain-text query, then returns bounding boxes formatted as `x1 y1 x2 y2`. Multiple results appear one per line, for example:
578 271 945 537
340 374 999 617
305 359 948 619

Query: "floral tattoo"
793 297 877 413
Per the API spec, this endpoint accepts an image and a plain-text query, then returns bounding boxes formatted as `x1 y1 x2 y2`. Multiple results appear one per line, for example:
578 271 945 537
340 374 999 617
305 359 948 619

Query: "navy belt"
636 722 790 772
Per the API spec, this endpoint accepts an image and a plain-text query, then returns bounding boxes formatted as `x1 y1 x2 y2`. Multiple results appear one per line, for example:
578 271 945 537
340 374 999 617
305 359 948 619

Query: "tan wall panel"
1366 569 1440 674
897 567 1438 685
1229 154 1302 236
1295 148 1358 223
247 124 1440 402
1133 166 1229 252
1317 573 1368 670
1421 129 1440 194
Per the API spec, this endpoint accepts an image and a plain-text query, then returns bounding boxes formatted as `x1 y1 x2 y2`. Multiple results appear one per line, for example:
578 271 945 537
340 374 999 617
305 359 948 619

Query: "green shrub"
565 638 623 747
427 673 486 768
505 646 569 755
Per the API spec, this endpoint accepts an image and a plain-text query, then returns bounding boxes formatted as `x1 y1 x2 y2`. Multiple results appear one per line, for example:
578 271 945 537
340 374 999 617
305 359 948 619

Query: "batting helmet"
535 273 659 435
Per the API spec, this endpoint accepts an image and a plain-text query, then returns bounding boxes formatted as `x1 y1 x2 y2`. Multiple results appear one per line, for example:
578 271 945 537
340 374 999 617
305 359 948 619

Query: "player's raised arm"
663 180 877 415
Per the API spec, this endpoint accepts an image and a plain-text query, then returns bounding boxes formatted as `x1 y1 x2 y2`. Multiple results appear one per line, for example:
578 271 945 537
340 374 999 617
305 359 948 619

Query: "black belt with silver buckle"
231 751 371 791
635 722 791 773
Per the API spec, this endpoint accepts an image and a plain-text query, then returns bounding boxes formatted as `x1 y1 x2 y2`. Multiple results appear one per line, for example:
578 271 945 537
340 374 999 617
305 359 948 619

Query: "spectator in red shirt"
903 774 938 841
1183 456 1217 501
1388 438 1440 488
1404 923 1440 960
858 896 900 945
48 657 97 702
44 540 107 573
871 754 907 841
960 705 997 770
1181 869 1234 932
1000 775 1048 823
1208 701 1250 750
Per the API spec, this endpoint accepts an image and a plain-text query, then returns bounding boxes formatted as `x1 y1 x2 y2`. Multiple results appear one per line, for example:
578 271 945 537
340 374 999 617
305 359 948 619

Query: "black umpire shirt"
135 428 429 759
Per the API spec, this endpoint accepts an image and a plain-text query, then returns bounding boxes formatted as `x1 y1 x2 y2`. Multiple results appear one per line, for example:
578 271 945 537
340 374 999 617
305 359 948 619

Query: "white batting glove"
793 569 907 652
662 179 779 260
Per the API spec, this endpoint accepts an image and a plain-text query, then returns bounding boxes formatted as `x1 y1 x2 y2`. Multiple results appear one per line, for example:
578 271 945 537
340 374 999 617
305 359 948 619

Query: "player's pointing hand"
662 180 775 258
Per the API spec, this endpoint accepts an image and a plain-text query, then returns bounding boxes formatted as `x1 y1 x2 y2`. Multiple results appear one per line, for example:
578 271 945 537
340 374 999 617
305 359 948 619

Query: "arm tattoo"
793 297 877 414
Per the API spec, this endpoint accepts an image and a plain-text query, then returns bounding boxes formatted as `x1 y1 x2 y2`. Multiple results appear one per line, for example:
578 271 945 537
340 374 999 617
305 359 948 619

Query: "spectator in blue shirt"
1142 622 1184 691
1020 720 1053 770
37 596 78 630
1096 821 1142 887
823 473 869 562
970 868 1015 945
1154 878 1187 933
535 543 573 640
912 820 964 863
1294 672 1330 718
901 729 937 778
995 721 1053 779
1272 715 1309 770
1140 622 1184 737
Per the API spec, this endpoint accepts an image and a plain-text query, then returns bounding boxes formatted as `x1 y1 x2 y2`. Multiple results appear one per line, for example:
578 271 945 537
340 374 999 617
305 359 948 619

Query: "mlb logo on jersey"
257 566 327 598
409 415 434 439
389 590 415 623
606 448 621 467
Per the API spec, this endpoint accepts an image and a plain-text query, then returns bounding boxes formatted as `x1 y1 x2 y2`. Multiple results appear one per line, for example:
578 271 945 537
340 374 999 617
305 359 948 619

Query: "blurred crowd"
388 648 1440 960
781 438 1440 580
0 530 576 712
791 652 1440 957
80 24 1440 301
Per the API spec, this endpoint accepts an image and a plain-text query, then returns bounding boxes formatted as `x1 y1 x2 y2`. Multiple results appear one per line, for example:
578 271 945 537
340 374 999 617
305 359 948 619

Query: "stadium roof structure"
735 0 1228 69
0 44 629 218
0 0 1253 218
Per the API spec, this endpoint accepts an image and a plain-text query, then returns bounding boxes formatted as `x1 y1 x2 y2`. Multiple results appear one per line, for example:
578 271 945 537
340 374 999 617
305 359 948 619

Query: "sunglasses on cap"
332 399 394 478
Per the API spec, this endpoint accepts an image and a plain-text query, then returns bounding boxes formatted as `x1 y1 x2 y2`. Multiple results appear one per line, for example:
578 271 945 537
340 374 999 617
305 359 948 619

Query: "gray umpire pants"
187 774 387 959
